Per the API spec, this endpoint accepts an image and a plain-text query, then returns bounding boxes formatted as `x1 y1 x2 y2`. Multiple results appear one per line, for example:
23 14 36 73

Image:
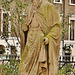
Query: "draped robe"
19 1 62 75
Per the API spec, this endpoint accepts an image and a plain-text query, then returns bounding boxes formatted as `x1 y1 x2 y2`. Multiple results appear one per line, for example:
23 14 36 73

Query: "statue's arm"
45 24 62 43
21 24 29 56
42 3 61 44
21 24 29 32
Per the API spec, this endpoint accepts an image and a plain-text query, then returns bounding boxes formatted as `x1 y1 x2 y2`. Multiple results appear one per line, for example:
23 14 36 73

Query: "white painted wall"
0 37 21 56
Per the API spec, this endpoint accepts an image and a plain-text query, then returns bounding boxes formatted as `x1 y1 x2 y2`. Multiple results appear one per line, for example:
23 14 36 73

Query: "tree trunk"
0 62 4 75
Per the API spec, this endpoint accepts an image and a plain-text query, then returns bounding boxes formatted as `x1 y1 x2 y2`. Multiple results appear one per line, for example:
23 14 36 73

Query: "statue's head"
32 0 48 2
32 0 48 6
32 0 48 3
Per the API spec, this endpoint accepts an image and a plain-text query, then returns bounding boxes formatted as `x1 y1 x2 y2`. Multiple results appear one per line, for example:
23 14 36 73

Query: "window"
55 0 60 2
0 9 1 36
69 16 75 40
69 0 75 5
71 0 75 4
70 20 75 40
54 0 62 3
1 11 11 38
3 13 9 37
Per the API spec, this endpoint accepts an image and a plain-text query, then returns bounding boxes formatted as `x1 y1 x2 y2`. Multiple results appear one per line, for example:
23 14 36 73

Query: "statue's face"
31 0 33 2
32 0 38 5
32 0 47 3
32 0 47 6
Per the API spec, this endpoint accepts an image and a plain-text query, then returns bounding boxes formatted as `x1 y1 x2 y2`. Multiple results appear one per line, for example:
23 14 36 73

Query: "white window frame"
1 10 11 37
54 0 62 4
69 15 75 41
69 0 75 5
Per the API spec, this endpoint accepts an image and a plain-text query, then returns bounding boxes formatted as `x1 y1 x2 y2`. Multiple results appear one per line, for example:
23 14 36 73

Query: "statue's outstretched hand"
43 37 49 45
21 24 28 31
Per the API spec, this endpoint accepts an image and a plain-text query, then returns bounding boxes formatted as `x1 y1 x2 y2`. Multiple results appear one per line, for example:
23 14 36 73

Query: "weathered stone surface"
19 0 61 75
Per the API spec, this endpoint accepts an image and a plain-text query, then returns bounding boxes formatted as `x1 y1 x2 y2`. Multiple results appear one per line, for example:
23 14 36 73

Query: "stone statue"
19 0 62 75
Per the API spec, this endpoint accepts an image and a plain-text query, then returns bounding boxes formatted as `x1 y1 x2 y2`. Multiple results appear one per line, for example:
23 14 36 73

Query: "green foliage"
0 65 2 69
2 59 19 75
11 46 17 54
1 0 28 38
62 28 68 37
60 21 70 38
68 13 72 17
58 64 75 75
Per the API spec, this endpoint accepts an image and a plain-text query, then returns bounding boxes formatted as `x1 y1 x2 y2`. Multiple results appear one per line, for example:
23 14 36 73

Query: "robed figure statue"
19 0 62 75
